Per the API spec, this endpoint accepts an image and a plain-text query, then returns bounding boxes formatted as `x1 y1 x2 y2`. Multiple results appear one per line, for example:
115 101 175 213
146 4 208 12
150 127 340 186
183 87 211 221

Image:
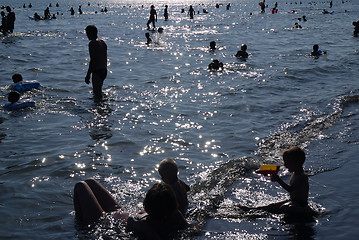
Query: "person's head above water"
143 182 178 220
210 41 216 50
241 44 247 51
313 44 319 51
12 73 23 83
8 91 20 103
158 158 178 184
85 25 98 40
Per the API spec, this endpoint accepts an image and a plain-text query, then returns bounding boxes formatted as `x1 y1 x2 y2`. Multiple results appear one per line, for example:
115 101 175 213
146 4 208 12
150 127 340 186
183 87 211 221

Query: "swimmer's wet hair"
85 25 98 36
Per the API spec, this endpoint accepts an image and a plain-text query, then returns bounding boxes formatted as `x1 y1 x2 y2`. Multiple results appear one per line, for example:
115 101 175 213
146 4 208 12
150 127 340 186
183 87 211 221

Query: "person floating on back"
311 44 326 56
147 5 157 30
10 73 40 92
158 158 190 215
235 44 249 59
85 25 108 99
238 146 316 216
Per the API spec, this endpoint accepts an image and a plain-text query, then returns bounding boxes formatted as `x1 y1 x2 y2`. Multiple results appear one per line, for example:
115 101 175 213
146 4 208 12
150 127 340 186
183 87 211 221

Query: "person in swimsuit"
85 25 107 99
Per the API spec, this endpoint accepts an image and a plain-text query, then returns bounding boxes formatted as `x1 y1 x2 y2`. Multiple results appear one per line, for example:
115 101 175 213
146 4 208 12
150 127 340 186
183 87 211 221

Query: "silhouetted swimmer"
158 27 163 33
164 5 168 20
79 5 82 14
188 5 195 19
7 91 20 103
311 44 326 56
29 3 32 8
208 59 223 70
294 22 302 29
147 5 157 30
85 25 108 99
235 44 249 59
322 9 329 14
33 12 42 20
203 9 208 13
70 7 75 15
209 41 216 50
56 3 59 7
353 20 359 37
302 15 307 21
226 3 231 10
181 9 185 13
145 32 152 44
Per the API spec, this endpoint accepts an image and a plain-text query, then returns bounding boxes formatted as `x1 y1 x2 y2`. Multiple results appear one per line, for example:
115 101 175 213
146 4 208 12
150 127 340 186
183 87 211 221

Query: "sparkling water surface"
0 0 359 239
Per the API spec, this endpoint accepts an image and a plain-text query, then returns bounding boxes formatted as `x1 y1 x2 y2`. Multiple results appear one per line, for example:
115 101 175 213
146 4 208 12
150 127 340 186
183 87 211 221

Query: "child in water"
73 179 188 239
3 91 35 110
158 158 190 215
10 73 40 92
239 146 314 216
311 44 326 56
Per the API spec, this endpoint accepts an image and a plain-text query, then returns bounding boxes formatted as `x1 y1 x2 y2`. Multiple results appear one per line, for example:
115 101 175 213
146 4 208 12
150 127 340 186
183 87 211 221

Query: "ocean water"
0 0 358 239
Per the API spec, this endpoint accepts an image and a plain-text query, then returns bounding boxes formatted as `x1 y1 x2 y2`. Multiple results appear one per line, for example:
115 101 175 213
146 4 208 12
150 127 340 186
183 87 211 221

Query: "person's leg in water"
92 69 107 99
73 178 119 223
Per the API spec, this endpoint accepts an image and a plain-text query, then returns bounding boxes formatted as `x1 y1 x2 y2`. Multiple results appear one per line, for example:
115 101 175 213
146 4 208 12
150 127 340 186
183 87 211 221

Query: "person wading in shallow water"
84 25 107 99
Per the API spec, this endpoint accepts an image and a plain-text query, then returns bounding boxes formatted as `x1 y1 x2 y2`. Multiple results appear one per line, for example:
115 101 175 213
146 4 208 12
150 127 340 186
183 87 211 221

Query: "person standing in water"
85 25 107 99
5 6 15 33
147 5 157 30
164 5 168 21
188 5 195 19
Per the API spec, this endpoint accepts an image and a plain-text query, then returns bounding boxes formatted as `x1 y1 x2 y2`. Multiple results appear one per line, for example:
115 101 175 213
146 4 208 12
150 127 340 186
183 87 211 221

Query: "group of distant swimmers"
73 146 314 239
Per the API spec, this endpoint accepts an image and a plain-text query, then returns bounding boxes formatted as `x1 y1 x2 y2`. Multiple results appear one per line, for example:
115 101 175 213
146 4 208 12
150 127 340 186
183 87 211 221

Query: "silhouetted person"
85 25 108 99
145 32 152 44
0 11 7 35
70 7 75 15
210 41 216 50
79 5 83 14
188 5 195 19
236 44 249 59
208 59 223 70
44 7 50 19
6 6 15 33
353 20 359 37
164 5 168 20
147 5 157 29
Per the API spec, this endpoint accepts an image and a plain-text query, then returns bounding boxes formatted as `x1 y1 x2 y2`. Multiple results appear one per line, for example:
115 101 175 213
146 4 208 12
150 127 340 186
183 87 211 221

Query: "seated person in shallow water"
158 158 190 215
145 32 152 44
311 44 326 56
239 146 314 216
73 179 188 239
208 59 223 70
235 44 249 59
